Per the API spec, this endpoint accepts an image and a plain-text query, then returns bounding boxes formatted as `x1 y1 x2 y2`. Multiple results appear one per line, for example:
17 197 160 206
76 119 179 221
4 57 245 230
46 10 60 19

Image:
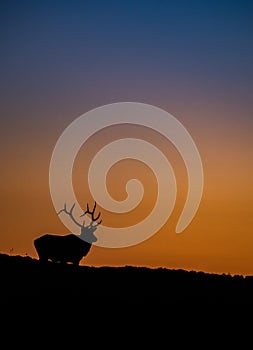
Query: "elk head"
57 201 102 244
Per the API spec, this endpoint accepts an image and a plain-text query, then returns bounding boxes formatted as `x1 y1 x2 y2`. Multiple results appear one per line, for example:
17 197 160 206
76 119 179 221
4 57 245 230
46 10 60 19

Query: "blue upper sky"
1 0 252 129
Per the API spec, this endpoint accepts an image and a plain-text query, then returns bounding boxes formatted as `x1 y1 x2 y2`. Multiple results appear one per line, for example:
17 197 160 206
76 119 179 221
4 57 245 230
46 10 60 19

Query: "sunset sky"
1 0 252 276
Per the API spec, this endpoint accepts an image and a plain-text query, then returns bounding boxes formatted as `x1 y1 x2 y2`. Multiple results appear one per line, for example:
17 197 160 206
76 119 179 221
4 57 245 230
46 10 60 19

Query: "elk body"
34 202 102 265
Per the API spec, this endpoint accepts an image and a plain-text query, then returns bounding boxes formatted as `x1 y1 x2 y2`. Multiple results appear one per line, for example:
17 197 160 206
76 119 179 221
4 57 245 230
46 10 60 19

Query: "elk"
34 202 102 265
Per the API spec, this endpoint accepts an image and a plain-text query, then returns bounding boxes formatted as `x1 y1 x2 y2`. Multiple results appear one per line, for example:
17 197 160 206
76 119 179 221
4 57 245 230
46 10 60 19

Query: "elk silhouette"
34 201 102 265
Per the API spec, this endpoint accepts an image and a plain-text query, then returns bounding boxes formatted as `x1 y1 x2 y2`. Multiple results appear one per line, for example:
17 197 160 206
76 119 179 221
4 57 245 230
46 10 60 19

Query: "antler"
80 201 102 225
57 203 83 228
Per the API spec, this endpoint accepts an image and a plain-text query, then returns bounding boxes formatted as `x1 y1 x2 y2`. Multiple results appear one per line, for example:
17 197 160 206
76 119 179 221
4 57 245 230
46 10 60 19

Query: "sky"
0 0 253 275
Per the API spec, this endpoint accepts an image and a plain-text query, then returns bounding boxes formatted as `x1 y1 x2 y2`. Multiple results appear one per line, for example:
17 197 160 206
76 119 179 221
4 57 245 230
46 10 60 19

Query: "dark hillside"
1 253 253 307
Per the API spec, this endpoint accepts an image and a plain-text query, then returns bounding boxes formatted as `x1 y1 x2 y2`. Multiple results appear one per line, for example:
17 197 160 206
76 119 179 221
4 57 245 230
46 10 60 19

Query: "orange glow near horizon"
1 117 252 277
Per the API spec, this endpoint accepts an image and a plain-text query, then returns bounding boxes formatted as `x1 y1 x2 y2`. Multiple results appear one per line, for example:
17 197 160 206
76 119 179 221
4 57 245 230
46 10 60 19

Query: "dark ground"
1 252 253 306
2 252 250 349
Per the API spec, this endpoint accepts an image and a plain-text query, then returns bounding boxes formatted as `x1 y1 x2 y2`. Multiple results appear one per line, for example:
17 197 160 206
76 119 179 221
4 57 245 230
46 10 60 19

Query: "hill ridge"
1 252 253 305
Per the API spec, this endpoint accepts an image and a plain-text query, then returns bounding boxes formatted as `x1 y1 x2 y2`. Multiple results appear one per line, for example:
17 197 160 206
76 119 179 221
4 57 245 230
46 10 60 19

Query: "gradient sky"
1 0 253 276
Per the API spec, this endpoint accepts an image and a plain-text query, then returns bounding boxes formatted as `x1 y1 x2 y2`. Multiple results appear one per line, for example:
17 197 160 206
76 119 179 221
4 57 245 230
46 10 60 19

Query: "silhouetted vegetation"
1 253 253 307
